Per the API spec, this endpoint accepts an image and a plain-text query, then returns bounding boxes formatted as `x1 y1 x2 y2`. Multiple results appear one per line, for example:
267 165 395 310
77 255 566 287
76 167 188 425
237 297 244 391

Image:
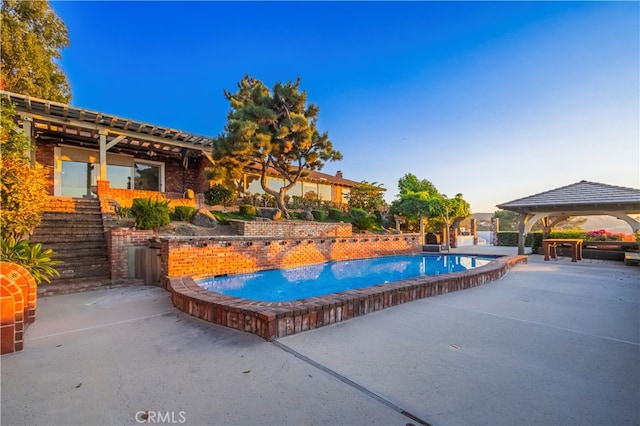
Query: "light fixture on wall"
147 150 156 157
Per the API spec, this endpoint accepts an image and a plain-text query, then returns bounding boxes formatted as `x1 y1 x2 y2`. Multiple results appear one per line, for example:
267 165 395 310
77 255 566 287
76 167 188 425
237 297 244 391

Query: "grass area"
210 210 254 224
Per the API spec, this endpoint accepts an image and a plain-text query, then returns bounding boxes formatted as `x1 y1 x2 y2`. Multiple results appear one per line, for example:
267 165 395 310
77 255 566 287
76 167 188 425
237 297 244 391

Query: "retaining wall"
158 234 423 278
228 220 353 238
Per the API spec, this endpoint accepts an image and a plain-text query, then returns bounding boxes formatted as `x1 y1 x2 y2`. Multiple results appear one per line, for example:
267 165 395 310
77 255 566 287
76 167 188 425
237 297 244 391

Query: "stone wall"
229 220 353 238
159 234 422 278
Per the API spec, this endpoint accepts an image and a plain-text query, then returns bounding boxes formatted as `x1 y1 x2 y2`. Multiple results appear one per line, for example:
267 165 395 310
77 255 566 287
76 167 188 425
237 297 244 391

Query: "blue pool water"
197 254 493 302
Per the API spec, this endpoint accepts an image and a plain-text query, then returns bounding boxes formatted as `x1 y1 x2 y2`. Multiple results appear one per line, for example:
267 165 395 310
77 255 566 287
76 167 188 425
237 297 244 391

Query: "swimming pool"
197 254 493 302
169 254 527 340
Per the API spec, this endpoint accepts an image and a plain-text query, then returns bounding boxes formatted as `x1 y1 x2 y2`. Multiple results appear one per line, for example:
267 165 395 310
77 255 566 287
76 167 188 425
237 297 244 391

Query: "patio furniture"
543 238 583 262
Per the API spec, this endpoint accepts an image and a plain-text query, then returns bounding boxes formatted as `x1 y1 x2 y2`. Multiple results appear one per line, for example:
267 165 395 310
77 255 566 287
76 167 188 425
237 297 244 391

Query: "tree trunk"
276 189 289 219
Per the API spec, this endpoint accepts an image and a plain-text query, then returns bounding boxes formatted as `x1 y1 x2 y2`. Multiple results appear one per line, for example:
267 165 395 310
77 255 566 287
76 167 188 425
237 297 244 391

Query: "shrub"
496 232 539 247
239 204 257 217
311 209 325 221
131 198 170 230
349 208 368 219
115 206 132 219
328 208 343 221
349 208 375 232
1 102 48 240
204 184 237 206
289 195 304 210
0 237 61 285
352 216 376 232
586 229 635 242
171 205 197 221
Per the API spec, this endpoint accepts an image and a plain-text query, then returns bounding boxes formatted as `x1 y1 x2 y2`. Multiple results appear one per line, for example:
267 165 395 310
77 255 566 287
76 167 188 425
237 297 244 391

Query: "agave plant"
0 237 61 285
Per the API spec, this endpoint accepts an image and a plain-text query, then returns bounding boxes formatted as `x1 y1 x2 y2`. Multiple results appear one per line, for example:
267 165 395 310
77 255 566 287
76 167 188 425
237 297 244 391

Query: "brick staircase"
30 198 132 295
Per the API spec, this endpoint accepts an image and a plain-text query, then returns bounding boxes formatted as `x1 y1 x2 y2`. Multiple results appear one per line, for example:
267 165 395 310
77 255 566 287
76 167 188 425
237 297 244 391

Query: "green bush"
328 208 343 221
497 232 542 248
171 205 197 221
352 216 376 232
115 205 132 219
204 184 237 206
349 208 375 232
311 209 325 221
0 237 61 285
530 233 544 251
131 198 171 230
239 204 257 217
349 208 368 219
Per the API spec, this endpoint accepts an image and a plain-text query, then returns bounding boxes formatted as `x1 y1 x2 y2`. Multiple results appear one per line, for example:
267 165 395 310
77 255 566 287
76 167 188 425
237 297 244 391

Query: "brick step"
32 227 105 237
44 238 107 247
37 278 146 297
40 213 103 222
43 205 102 214
47 250 107 264
29 230 106 246
35 220 103 227
54 264 111 282
32 231 105 241
51 252 107 262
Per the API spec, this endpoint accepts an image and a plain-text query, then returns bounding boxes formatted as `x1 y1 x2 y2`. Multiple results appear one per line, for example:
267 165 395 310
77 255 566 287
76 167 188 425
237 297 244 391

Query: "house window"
134 161 161 191
289 181 302 197
269 177 285 192
342 188 350 204
246 174 263 195
60 161 96 197
303 182 318 199
318 183 332 202
107 164 132 189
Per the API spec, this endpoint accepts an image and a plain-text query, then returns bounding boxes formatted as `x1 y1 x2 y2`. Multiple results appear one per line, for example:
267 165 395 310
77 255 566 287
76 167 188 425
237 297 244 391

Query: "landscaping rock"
191 209 218 228
257 207 282 220
299 210 314 221
172 224 198 236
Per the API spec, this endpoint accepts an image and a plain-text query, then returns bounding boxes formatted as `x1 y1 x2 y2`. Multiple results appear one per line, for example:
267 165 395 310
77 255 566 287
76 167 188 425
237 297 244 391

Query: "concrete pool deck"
2 250 639 425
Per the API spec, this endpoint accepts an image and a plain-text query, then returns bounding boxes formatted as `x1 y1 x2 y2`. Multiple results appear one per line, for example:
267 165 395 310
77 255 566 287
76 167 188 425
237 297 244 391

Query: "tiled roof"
244 163 363 188
497 181 640 210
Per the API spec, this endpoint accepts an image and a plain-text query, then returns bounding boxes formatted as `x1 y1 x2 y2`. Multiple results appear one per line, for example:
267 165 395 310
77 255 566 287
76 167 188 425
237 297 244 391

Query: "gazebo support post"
518 213 526 255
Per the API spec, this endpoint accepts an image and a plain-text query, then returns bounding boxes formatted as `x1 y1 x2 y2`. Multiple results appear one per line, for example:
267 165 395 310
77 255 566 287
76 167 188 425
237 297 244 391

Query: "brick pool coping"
166 254 528 340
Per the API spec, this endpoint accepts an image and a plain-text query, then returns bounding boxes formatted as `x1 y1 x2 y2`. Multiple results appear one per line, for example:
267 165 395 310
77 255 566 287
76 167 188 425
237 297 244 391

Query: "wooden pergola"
497 181 640 255
1 90 216 178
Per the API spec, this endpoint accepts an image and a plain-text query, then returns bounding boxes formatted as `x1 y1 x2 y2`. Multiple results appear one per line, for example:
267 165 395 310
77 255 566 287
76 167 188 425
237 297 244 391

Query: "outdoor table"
543 238 583 262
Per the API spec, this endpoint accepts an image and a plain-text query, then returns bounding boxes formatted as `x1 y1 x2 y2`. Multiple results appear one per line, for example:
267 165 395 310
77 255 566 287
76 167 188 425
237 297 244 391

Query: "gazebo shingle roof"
497 180 640 211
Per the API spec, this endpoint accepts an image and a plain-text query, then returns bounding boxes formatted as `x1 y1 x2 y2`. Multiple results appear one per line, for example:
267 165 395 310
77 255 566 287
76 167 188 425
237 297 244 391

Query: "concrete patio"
2 251 638 426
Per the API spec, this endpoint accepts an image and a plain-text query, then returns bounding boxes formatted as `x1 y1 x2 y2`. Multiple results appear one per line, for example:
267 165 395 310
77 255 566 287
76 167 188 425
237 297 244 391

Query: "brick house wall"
35 141 56 195
33 140 210 199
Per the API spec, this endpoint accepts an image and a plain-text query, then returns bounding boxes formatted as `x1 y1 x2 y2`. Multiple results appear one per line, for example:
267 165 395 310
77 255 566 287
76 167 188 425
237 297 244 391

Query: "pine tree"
209 75 342 217
1 0 71 102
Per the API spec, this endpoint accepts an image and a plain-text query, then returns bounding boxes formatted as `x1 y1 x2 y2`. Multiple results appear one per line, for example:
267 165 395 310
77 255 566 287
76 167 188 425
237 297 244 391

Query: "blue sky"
51 1 639 213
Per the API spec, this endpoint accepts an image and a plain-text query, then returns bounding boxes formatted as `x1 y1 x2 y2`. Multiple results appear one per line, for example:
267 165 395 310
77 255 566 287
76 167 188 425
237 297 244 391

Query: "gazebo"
497 181 640 255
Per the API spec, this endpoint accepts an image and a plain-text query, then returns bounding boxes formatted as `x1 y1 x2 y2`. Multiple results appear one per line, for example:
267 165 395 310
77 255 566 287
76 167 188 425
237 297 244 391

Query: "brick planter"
1 262 37 354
